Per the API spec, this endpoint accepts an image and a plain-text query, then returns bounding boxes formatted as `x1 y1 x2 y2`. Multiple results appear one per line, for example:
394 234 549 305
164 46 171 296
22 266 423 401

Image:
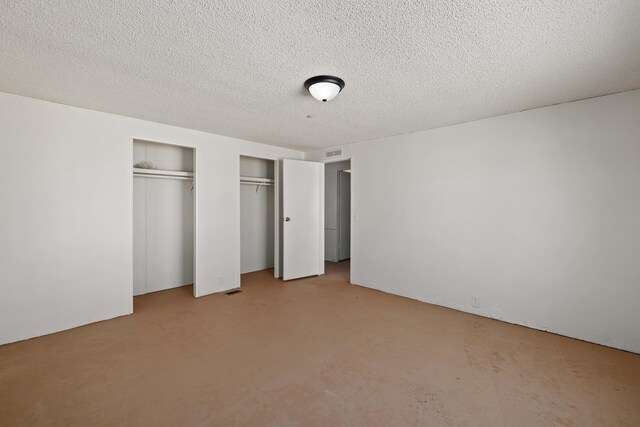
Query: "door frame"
320 156 353 283
130 137 198 311
337 169 351 261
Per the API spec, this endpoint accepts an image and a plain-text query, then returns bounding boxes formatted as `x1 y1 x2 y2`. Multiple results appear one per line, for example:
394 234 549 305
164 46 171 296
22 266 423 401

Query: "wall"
0 92 302 345
240 156 275 274
337 170 351 261
133 141 194 295
324 160 351 262
306 89 640 353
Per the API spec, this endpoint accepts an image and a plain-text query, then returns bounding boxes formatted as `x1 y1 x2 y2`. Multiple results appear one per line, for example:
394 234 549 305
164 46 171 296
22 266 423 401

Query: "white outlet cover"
491 307 504 320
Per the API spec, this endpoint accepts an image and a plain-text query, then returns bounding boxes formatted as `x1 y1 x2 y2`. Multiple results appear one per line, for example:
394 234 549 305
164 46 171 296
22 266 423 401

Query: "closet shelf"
240 176 274 185
240 176 274 192
133 168 194 180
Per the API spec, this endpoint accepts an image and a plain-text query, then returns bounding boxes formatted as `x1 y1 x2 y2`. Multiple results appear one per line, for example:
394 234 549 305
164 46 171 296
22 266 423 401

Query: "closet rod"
240 176 274 183
240 181 273 185
133 173 193 181
241 182 273 193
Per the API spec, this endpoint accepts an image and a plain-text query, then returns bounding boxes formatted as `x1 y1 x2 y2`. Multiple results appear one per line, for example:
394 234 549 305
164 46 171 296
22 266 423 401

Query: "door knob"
285 217 290 222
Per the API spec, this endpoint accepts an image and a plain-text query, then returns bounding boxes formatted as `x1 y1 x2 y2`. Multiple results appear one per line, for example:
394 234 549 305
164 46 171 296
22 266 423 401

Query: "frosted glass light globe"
308 82 341 102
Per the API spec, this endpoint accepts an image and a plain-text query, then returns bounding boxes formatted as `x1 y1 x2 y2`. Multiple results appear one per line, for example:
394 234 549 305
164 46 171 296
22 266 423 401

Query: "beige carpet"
1 261 639 426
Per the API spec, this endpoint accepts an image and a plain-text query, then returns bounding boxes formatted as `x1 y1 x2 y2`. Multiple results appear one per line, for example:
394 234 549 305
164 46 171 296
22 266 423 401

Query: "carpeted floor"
1 261 639 426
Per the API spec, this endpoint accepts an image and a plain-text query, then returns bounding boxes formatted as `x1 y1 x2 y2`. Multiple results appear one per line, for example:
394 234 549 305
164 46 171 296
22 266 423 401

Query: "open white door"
282 159 324 280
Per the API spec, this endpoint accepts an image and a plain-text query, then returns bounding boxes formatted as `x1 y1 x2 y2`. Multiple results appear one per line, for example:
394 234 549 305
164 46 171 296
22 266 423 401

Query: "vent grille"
325 149 343 158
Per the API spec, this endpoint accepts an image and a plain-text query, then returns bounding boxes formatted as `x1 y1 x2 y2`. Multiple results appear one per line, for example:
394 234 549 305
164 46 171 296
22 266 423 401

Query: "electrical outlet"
218 276 223 286
472 297 480 308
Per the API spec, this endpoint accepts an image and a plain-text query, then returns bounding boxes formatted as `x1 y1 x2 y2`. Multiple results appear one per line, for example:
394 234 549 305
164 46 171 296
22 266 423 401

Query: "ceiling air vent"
325 149 343 158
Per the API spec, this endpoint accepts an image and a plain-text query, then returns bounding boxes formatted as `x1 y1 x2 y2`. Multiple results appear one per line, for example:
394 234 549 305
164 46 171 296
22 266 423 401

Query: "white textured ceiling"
1 1 639 150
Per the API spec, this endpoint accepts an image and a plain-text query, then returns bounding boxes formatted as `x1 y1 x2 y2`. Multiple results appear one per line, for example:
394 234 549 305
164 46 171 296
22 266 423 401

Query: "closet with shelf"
240 156 277 275
133 140 195 296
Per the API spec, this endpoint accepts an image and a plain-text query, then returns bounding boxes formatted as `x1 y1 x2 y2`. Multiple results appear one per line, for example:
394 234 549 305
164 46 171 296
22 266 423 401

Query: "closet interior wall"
240 156 275 274
133 140 194 296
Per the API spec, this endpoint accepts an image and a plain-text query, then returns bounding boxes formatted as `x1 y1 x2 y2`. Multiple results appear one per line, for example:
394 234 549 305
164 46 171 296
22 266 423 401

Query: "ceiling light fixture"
304 75 345 102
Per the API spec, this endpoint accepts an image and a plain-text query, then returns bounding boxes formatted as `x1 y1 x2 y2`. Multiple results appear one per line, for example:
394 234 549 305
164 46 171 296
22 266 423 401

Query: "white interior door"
282 159 324 280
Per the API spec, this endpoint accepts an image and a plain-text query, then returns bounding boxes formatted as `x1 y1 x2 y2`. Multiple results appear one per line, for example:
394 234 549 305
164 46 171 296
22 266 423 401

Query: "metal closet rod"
240 176 274 182
240 177 274 193
133 168 194 180
134 173 193 181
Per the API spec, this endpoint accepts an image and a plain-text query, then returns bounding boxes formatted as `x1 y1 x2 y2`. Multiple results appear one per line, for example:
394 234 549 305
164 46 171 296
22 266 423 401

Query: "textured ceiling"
1 1 640 150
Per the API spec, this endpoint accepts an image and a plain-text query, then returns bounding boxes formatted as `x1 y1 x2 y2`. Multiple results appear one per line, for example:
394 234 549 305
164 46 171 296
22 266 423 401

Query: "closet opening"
240 155 279 284
132 139 196 304
324 159 351 282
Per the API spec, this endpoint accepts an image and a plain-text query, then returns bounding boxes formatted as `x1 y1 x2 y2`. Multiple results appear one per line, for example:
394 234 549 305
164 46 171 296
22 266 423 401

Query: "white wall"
0 92 302 345
240 156 275 274
306 89 640 353
324 160 351 262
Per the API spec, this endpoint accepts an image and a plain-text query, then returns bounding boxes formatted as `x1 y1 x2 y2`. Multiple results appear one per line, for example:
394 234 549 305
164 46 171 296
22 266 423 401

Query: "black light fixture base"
304 75 346 91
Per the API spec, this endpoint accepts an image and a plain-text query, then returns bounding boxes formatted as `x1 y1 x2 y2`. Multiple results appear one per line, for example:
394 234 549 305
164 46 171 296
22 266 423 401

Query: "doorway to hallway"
324 159 351 280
